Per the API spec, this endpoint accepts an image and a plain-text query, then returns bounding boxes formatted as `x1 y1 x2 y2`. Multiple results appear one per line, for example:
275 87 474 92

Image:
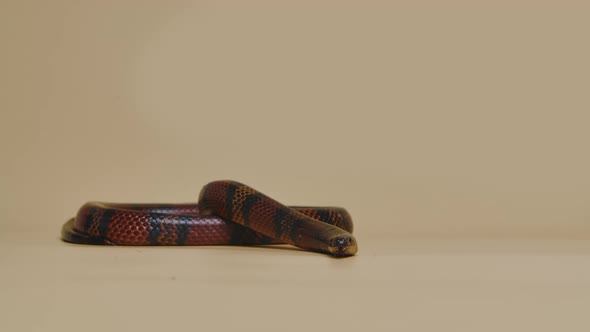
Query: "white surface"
2 232 589 332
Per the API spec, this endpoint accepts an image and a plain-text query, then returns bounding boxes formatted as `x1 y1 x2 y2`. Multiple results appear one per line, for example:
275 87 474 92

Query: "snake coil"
61 180 357 257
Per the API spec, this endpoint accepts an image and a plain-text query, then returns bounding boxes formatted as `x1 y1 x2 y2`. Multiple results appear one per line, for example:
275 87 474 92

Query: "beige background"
1 1 590 331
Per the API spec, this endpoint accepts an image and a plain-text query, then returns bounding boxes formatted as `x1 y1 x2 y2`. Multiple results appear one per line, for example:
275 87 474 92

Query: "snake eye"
335 238 347 246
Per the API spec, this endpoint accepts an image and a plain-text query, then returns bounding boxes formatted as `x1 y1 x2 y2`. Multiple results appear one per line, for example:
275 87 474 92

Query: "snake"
61 180 358 257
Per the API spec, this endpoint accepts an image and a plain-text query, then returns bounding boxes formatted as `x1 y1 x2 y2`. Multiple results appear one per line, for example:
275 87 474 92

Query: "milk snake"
62 180 357 257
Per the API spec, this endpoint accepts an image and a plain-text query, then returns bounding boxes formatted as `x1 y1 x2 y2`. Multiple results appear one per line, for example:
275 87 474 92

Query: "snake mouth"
327 236 357 257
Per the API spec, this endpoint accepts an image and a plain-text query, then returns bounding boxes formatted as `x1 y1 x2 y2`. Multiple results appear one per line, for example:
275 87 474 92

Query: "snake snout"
328 235 357 257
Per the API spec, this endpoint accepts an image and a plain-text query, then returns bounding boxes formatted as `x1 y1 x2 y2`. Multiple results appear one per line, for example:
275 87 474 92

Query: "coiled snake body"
62 180 358 257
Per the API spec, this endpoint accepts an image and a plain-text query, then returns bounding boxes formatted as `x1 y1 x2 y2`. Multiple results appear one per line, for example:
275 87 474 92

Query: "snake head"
327 235 357 257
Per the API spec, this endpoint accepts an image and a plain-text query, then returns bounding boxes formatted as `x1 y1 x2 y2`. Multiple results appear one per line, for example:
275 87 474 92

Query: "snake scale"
61 180 358 257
